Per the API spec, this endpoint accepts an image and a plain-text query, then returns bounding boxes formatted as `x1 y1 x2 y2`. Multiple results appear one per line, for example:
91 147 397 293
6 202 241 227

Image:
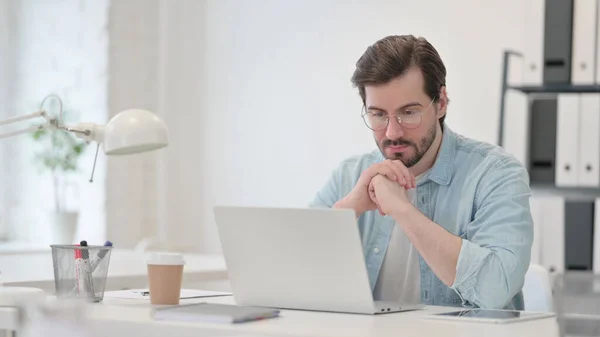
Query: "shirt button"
373 247 380 254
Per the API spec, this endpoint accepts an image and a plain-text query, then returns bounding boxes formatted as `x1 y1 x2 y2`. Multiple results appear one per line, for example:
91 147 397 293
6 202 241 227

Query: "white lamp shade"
102 109 169 155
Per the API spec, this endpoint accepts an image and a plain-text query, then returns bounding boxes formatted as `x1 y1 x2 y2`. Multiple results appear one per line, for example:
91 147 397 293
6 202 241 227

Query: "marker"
90 240 113 273
74 244 84 295
79 240 96 298
69 240 112 296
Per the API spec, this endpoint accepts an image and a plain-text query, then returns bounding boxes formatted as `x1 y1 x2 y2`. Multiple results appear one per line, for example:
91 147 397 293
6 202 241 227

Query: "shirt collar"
423 123 455 186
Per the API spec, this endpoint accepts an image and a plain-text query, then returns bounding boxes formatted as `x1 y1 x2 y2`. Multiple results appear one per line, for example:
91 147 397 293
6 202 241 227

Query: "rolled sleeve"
309 154 372 209
309 166 342 208
450 157 533 309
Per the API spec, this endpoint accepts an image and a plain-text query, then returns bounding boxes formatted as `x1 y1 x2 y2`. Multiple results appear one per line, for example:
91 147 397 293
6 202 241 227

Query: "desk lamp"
0 94 169 305
0 94 169 181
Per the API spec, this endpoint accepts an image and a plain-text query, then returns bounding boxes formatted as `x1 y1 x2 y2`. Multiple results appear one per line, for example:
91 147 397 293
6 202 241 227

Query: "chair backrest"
522 264 554 312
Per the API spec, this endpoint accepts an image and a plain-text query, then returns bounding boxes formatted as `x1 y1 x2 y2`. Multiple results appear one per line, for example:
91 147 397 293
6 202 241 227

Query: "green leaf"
73 144 84 155
30 104 88 174
32 129 47 140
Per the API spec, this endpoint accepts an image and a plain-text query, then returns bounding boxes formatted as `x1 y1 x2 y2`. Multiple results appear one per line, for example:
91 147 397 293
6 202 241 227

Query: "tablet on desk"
425 309 556 324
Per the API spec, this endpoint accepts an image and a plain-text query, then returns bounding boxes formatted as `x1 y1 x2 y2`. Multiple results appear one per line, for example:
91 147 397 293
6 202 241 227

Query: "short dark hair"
351 35 448 128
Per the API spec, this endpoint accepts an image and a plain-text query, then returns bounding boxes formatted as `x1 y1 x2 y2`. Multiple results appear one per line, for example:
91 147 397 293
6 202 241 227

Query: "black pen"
79 240 95 297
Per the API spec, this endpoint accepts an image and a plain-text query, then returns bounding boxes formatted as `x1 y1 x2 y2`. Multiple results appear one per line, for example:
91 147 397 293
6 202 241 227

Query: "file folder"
577 94 600 187
528 98 558 184
594 199 600 273
571 0 597 85
540 196 565 275
543 0 574 84
555 94 580 187
523 0 546 86
565 201 594 271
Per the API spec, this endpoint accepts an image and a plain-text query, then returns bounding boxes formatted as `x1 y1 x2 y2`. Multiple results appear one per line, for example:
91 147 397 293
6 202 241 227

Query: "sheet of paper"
104 289 232 300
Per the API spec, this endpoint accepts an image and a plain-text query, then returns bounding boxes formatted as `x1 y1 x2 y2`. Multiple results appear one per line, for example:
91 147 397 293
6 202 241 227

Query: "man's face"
364 67 442 167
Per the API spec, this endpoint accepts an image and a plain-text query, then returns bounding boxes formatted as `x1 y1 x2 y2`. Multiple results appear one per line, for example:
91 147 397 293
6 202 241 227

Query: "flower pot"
47 211 79 244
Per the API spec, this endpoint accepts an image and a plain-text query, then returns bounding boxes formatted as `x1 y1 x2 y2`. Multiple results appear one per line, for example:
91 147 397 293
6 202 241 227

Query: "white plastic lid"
147 253 185 266
0 287 45 306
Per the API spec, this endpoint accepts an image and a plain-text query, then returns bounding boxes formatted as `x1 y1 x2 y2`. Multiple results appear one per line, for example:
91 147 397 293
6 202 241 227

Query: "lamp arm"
0 110 50 127
0 124 47 139
0 111 54 139
0 109 109 183
61 123 105 143
60 123 106 183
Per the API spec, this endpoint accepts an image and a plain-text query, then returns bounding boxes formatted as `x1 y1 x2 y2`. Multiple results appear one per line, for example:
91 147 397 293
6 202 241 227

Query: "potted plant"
31 111 87 244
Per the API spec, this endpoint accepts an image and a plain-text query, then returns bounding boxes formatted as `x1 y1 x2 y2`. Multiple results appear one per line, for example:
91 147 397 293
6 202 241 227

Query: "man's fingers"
382 160 405 185
368 183 384 215
364 160 415 189
390 160 415 189
368 181 378 202
370 166 397 183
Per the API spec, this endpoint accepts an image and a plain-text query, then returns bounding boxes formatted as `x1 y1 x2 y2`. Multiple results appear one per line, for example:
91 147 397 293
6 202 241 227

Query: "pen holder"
50 245 113 302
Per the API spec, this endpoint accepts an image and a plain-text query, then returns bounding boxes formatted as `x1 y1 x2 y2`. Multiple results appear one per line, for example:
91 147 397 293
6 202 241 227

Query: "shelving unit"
498 49 600 337
496 0 600 335
498 50 600 148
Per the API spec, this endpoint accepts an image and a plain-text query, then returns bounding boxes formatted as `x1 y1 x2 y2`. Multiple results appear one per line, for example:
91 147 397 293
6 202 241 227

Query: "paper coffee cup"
147 253 185 305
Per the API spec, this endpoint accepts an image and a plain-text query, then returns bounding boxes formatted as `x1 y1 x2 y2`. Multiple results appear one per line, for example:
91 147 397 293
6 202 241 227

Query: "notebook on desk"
104 289 232 300
153 303 280 324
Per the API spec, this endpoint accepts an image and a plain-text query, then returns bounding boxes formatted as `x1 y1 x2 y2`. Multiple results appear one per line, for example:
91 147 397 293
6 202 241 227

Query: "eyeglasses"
361 98 434 131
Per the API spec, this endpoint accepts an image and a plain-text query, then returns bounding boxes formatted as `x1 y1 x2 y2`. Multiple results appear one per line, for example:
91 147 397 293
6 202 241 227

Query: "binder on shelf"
596 0 600 84
565 201 595 271
594 199 600 273
528 98 558 184
555 93 580 187
577 94 600 187
571 0 597 85
522 0 546 86
543 0 574 84
538 196 565 275
544 0 573 84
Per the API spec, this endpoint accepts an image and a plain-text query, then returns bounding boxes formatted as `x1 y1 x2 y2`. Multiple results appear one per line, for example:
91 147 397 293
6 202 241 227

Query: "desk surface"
1 249 228 291
0 294 561 337
82 296 560 337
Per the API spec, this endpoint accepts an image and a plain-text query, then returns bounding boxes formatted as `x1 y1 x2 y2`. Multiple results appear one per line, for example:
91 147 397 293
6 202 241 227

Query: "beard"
377 121 437 168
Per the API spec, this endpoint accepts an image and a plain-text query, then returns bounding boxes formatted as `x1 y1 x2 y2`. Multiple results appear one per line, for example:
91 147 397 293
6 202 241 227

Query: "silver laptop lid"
213 206 377 314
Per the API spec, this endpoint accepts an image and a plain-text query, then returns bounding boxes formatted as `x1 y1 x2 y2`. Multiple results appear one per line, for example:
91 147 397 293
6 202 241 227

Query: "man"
310 35 533 310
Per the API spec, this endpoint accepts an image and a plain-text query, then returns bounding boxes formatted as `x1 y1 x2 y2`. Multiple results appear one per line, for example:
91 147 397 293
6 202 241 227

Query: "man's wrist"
389 200 414 220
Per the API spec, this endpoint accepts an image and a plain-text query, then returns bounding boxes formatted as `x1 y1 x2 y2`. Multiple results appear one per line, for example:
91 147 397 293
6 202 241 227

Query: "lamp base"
0 287 45 306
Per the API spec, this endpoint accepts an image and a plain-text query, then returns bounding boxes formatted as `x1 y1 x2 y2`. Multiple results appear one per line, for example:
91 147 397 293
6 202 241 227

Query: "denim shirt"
309 124 533 310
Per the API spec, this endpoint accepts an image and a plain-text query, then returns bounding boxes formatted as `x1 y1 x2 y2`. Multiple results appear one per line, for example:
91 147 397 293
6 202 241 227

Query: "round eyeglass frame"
360 97 435 131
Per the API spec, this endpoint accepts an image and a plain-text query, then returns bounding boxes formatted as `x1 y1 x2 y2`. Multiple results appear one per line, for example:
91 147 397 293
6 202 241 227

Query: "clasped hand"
337 159 414 217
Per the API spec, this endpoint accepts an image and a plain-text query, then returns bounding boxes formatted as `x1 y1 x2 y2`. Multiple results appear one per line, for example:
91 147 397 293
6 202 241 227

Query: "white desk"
0 249 228 292
0 250 560 337
47 296 560 337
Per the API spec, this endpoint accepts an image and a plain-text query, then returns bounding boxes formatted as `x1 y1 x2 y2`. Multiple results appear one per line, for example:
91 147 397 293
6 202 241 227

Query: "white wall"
0 0 17 239
106 0 207 252
195 0 528 253
1 0 108 244
102 0 529 253
107 0 163 248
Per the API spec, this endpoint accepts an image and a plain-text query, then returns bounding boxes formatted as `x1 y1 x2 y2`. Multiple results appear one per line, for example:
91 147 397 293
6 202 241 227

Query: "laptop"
213 206 425 315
